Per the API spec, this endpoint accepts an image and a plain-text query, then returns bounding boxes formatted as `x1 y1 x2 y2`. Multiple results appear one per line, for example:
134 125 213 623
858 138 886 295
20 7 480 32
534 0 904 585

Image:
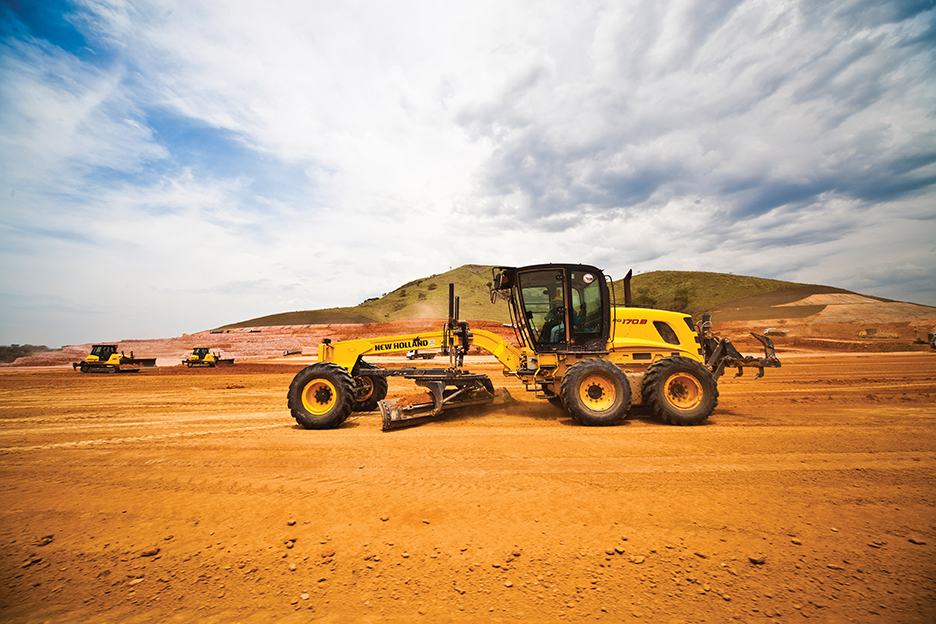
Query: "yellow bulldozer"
286 263 780 430
73 344 157 373
182 347 235 367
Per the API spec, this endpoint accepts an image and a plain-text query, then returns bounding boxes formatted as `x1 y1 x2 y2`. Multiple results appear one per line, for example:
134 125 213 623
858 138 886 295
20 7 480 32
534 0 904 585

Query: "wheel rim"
578 373 617 412
302 379 339 415
357 377 375 402
663 372 703 410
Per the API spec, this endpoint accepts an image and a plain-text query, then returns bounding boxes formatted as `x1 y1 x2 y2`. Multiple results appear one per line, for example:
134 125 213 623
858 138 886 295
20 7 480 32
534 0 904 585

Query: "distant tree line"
0 344 54 363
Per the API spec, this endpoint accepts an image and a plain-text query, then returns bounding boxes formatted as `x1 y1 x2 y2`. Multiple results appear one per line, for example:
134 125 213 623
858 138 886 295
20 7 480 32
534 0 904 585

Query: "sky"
1 0 935 348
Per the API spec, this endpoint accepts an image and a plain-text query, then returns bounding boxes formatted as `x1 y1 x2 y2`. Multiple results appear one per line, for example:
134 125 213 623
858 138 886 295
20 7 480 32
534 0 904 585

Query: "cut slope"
219 309 377 328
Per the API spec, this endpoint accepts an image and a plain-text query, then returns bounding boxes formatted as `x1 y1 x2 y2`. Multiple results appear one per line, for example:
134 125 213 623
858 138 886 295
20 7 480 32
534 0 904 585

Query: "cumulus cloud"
0 0 934 346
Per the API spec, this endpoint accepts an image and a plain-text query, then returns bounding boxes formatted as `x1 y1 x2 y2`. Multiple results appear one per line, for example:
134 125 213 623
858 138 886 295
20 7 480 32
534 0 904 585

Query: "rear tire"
352 361 389 412
559 359 631 426
288 363 355 429
642 356 718 426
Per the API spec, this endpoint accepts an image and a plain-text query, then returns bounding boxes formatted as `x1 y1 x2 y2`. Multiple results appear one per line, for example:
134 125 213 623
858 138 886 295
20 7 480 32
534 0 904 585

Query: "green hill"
613 271 807 318
220 265 511 329
220 265 849 329
353 264 511 323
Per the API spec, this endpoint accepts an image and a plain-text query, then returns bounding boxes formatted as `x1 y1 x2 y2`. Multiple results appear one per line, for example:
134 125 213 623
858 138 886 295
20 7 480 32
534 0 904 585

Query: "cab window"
569 271 603 344
518 270 567 345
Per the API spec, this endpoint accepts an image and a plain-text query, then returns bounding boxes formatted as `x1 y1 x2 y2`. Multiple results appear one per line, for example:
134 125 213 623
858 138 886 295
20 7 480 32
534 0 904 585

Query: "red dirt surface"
1 352 935 623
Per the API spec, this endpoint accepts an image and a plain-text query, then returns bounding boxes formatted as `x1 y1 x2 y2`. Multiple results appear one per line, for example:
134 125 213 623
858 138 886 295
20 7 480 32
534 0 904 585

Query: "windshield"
515 267 607 351
518 269 565 345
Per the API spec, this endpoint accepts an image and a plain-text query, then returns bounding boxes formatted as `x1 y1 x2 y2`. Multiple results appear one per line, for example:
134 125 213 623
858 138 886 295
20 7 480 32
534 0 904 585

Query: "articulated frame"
317 328 524 376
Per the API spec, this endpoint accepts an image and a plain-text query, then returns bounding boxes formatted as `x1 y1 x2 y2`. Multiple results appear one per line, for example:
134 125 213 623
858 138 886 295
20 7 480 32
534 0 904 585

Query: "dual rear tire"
557 356 718 427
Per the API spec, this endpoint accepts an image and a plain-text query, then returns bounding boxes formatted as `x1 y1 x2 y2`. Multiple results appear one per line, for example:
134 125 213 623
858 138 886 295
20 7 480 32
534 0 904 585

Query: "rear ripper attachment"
696 313 781 380
287 284 496 431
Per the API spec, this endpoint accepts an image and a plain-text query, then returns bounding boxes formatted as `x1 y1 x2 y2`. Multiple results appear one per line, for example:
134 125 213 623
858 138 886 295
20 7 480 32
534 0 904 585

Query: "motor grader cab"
493 264 611 353
286 263 780 431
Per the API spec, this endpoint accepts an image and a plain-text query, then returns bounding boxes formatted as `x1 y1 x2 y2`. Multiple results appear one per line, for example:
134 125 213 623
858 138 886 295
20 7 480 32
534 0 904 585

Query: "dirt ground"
1 352 935 623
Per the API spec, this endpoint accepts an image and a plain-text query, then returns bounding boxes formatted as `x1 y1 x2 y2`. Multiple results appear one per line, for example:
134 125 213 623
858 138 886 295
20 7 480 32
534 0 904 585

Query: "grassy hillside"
221 265 511 329
221 265 846 329
613 271 807 318
352 264 511 323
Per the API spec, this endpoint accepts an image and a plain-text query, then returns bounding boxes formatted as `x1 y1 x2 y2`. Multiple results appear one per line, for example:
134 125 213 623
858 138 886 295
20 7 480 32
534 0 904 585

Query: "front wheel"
559 359 631 426
352 361 389 412
287 363 355 429
642 356 718 426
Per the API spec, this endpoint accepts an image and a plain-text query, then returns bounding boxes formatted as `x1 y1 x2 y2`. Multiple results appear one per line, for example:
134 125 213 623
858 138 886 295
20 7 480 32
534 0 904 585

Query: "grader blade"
379 373 496 431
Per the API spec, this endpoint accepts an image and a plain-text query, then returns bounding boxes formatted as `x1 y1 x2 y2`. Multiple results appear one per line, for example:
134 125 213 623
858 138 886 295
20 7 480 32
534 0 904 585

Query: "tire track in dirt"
0 422 285 453
0 414 283 434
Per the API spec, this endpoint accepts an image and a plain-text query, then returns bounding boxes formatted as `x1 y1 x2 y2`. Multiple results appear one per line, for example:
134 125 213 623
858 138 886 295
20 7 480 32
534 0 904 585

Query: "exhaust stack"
623 269 633 307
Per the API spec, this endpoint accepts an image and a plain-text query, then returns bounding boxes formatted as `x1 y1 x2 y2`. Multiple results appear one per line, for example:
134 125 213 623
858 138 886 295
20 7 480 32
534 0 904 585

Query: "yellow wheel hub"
664 373 703 410
302 379 338 415
579 374 617 412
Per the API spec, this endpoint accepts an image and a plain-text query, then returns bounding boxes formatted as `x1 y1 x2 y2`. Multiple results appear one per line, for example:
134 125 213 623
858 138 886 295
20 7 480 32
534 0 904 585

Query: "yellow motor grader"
287 263 780 430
